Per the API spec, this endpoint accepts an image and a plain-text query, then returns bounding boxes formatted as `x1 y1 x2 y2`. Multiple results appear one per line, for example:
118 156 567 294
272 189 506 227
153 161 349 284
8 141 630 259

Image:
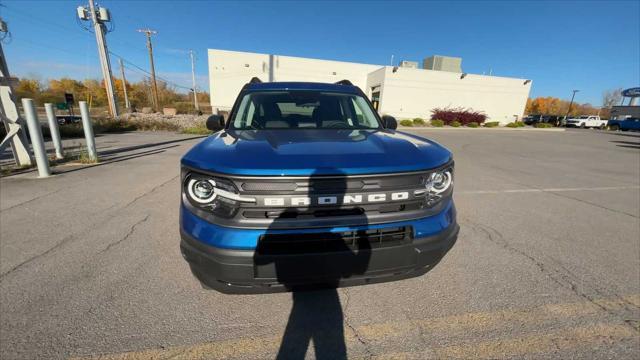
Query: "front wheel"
580 123 586 129
609 124 620 131
599 124 606 130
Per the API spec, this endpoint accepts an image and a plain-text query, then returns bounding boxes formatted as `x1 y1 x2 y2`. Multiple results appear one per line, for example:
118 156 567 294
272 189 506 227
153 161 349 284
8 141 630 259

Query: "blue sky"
2 0 638 106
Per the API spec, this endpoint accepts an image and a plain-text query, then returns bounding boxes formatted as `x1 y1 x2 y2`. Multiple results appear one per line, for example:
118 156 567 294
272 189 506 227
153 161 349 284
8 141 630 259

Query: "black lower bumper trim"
180 223 459 294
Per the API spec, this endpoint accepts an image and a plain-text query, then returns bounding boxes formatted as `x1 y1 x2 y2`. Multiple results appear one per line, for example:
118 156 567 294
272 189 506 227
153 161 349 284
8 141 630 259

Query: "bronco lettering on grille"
263 191 411 207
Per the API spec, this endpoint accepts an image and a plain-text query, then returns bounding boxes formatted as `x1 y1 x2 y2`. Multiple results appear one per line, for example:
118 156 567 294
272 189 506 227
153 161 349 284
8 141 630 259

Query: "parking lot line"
433 323 637 359
458 185 640 195
370 323 637 360
71 294 639 360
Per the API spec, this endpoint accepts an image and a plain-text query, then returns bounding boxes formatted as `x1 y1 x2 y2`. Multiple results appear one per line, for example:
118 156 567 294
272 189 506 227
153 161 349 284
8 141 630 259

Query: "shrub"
505 122 518 128
430 119 444 127
534 122 553 128
484 121 499 128
516 121 525 127
467 122 479 128
172 101 202 115
412 118 426 126
431 107 487 126
450 120 461 127
181 125 212 135
399 119 414 127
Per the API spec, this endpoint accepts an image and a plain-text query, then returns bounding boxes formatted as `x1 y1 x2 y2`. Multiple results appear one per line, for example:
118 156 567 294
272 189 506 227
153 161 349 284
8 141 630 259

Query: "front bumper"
180 201 458 294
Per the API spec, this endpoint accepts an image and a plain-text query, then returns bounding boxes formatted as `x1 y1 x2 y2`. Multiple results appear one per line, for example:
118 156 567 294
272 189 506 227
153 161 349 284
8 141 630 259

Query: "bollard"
44 103 64 159
21 98 51 178
78 101 97 161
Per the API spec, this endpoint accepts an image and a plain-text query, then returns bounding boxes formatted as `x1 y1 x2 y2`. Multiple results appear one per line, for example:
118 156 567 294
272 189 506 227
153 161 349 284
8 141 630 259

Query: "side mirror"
382 115 397 130
206 114 225 132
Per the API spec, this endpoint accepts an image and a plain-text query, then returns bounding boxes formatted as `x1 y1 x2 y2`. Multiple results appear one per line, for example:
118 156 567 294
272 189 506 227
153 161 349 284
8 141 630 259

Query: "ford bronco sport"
180 79 459 293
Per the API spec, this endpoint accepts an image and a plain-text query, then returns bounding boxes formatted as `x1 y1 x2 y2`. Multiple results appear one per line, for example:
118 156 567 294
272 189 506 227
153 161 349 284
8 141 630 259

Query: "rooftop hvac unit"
423 55 462 73
399 61 418 69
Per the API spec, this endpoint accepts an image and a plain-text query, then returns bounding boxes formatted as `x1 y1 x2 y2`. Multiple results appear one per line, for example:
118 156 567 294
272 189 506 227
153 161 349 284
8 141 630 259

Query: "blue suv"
180 79 459 293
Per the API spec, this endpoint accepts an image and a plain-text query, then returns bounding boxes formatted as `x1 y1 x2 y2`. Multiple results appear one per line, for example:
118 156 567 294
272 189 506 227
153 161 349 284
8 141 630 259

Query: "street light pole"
564 89 579 122
189 50 199 111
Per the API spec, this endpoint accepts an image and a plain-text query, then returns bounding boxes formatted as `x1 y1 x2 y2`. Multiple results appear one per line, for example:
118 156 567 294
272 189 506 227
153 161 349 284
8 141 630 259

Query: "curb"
398 127 566 132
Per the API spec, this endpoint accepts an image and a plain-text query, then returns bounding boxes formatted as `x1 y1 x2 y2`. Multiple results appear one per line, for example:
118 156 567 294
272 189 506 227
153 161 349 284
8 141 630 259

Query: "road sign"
56 102 69 110
621 87 640 98
64 93 75 104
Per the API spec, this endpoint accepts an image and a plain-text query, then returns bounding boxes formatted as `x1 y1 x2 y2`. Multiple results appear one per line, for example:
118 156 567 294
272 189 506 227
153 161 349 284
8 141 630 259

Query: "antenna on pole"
78 0 119 118
137 28 160 111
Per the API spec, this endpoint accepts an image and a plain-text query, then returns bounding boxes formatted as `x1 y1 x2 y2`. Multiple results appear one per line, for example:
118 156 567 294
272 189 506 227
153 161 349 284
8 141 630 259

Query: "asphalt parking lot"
1 128 639 359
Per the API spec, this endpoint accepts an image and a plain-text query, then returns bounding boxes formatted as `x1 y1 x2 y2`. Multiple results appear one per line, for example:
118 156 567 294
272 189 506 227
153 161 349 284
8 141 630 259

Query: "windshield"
230 91 381 130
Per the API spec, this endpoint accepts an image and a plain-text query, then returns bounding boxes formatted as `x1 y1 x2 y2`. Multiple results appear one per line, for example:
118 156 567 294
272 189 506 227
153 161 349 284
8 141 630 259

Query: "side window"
245 101 256 127
351 98 365 124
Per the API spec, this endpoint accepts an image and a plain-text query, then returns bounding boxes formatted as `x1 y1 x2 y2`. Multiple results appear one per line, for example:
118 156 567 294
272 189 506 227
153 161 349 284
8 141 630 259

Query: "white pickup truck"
565 115 607 129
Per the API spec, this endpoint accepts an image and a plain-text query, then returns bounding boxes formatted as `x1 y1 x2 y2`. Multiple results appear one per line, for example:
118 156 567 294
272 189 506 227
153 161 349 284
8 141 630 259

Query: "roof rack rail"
335 79 353 86
249 77 263 84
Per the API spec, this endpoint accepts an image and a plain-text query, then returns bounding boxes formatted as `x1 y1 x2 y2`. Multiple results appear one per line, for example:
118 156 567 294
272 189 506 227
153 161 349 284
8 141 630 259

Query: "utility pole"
118 58 130 110
564 89 580 121
189 50 199 111
0 17 32 166
137 28 159 111
78 0 118 118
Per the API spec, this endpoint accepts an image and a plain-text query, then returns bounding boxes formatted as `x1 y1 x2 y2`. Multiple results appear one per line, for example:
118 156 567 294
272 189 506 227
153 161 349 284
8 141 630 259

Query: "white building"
208 49 532 124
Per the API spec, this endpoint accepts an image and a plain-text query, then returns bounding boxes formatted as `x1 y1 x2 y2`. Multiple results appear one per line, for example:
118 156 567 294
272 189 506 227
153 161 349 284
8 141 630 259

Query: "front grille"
236 173 426 195
184 168 451 229
242 202 422 220
257 226 412 255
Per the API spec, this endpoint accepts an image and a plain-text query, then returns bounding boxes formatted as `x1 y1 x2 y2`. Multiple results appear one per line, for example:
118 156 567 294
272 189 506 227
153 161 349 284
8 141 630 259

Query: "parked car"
179 79 459 293
523 114 542 125
56 115 81 125
607 117 640 131
565 115 607 129
524 115 563 127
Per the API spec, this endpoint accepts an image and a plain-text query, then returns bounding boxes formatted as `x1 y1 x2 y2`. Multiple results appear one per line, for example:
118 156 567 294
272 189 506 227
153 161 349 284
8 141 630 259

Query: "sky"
1 0 638 106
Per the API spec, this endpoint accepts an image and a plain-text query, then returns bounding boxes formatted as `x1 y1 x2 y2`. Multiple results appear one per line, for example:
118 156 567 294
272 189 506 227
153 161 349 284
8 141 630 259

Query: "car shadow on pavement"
610 140 640 149
95 135 206 157
607 132 640 138
254 169 371 360
52 145 179 175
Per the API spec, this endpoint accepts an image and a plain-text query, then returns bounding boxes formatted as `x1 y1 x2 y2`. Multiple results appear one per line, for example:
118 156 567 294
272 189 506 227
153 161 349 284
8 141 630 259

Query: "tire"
599 124 606 130
580 123 586 129
609 124 620 131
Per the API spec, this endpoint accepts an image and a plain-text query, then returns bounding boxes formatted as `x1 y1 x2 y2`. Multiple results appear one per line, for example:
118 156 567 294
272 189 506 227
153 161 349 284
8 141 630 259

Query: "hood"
181 129 452 176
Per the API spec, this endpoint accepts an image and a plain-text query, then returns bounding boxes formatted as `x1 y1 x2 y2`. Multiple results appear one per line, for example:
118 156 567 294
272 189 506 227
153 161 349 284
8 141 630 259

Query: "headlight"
421 167 453 207
183 172 255 218
426 170 453 194
187 179 217 203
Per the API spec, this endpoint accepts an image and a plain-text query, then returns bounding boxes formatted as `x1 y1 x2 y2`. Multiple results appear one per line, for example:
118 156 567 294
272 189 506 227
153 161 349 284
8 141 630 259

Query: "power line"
109 50 192 90
3 3 89 37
